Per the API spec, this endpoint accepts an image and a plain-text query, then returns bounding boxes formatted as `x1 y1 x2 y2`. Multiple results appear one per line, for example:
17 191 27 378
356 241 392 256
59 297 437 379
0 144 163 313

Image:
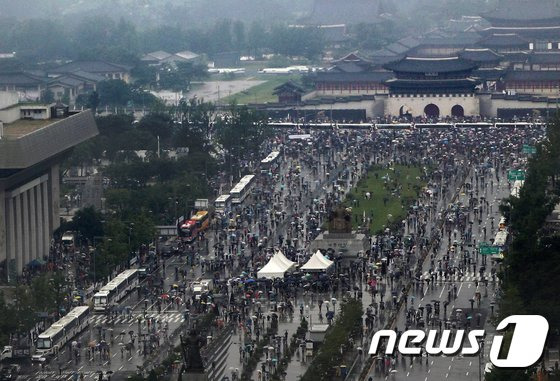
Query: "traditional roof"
303 0 382 25
384 56 477 73
483 0 560 22
385 78 478 93
528 53 560 65
333 51 372 63
417 33 481 47
504 70 560 81
50 61 132 74
318 24 348 43
273 81 304 94
141 50 173 61
175 51 200 61
0 72 44 86
478 33 528 48
314 71 393 82
459 48 503 63
397 36 421 49
473 68 506 80
330 61 370 73
47 76 83 87
386 42 409 55
67 70 106 83
500 51 530 62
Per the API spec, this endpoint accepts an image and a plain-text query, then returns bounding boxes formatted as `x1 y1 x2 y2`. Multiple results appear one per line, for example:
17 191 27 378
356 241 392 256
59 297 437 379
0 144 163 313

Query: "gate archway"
451 105 464 117
424 104 440 118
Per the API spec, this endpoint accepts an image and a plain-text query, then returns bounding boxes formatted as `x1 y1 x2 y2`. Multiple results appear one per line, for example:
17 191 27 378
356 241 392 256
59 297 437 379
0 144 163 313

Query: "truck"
0 345 30 362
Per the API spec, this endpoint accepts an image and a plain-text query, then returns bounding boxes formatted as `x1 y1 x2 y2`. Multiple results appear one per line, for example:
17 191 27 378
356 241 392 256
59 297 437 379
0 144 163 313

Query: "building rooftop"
384 56 477 73
0 110 98 169
479 33 528 47
49 61 132 74
459 48 503 62
2 118 54 140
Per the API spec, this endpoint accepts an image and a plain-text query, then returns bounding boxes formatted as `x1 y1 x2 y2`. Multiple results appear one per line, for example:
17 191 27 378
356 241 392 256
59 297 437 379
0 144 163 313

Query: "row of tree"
491 115 560 380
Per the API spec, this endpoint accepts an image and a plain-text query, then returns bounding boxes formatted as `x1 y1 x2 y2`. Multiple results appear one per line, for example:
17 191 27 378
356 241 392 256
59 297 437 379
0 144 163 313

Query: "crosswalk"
25 370 101 381
88 311 184 325
420 271 498 283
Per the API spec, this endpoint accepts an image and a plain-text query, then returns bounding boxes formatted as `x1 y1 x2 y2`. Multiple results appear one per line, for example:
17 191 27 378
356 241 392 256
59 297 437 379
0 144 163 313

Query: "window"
529 43 534 50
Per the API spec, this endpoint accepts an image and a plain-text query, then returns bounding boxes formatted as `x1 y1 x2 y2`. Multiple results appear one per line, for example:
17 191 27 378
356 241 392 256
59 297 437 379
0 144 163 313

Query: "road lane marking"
119 366 124 370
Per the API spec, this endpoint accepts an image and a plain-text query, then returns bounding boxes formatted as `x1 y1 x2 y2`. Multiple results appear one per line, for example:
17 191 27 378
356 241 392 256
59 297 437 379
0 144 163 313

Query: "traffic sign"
508 169 525 181
480 246 500 255
522 145 537 154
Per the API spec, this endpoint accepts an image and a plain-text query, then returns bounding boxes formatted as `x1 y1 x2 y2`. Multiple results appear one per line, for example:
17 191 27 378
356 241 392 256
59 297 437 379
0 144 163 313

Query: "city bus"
179 210 210 243
214 194 231 214
261 151 280 168
93 269 139 312
230 175 256 205
32 306 90 361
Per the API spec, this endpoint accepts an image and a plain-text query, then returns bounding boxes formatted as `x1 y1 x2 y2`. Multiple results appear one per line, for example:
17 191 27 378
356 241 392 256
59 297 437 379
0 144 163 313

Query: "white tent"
274 250 296 271
301 250 334 272
257 252 296 279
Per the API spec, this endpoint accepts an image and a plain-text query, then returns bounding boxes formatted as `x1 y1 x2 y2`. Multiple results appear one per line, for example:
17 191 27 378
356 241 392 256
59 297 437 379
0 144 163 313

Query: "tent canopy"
301 250 334 272
257 251 296 279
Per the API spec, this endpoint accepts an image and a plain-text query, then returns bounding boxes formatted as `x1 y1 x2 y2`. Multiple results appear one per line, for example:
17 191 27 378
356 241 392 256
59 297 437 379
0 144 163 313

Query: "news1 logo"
369 315 549 368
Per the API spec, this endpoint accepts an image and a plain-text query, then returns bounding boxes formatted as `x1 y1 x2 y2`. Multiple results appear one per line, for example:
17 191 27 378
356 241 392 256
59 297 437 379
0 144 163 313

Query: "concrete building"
0 93 98 280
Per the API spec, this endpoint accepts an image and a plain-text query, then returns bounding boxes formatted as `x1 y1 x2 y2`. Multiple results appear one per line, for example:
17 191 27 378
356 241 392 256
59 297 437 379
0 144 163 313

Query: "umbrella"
245 279 256 284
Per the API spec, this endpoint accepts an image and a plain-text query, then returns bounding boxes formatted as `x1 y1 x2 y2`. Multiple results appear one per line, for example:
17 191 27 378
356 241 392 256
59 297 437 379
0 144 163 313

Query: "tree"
216 104 272 177
69 206 104 243
41 89 54 104
97 80 132 107
88 91 100 113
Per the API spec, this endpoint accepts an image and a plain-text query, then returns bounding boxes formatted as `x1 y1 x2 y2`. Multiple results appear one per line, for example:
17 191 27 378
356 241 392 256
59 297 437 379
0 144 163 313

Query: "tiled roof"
384 56 477 73
331 62 370 73
0 72 44 86
473 68 506 80
314 71 393 82
141 51 172 61
479 33 528 47
528 53 560 64
273 81 304 94
459 48 503 62
50 61 132 74
504 70 560 81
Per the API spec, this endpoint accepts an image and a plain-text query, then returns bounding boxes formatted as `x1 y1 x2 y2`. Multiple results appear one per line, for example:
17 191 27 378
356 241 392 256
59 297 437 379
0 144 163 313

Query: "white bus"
93 269 139 312
32 306 90 361
230 175 256 205
214 194 231 214
261 151 280 167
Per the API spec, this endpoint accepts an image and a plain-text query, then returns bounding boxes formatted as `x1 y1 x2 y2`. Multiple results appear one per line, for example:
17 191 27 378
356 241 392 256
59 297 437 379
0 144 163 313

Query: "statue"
180 330 205 372
328 207 353 234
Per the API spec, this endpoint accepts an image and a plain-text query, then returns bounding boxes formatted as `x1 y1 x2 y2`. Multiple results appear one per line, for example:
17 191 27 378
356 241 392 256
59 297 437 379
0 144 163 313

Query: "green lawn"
220 75 300 104
343 165 426 235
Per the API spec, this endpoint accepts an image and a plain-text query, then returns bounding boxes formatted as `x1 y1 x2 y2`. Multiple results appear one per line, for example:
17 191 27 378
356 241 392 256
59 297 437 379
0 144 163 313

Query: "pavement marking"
469 361 472 366
466 372 469 376
431 361 434 365
119 366 124 371
407 372 410 377
128 356 133 361
78 366 83 371
451 357 454 362
439 286 445 298
445 373 449 378
425 377 428 381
